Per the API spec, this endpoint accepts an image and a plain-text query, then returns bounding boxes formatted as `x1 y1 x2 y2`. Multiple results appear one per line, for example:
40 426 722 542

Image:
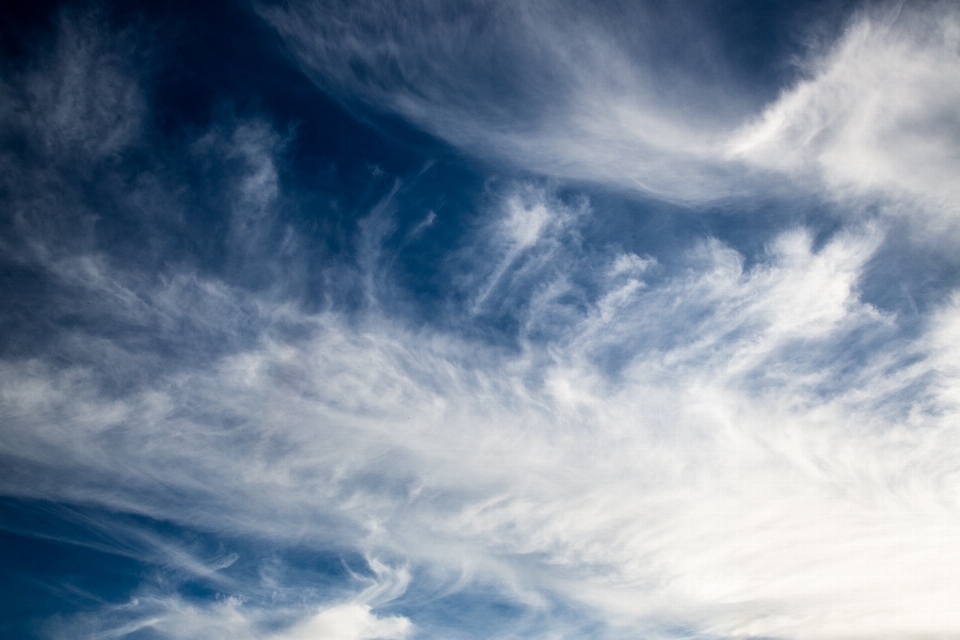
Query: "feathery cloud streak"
265 0 960 223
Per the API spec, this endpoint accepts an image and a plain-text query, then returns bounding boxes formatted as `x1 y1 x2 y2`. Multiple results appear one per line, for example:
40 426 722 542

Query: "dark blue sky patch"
0 497 381 639
0 498 148 639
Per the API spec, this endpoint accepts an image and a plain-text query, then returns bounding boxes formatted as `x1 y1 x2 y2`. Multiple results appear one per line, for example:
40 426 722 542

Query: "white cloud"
470 185 582 315
730 4 960 229
20 12 144 159
275 604 411 640
7 209 960 638
259 0 745 201
6 7 960 639
41 557 412 640
265 0 960 226
45 596 412 640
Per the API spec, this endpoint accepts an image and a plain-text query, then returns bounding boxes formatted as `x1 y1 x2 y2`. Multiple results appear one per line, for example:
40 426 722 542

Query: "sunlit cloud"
731 3 960 230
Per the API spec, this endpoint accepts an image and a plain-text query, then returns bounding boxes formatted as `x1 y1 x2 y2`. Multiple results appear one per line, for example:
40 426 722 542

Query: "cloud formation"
6 177 960 638
3 3 960 639
265 0 960 226
731 3 960 228
259 0 748 200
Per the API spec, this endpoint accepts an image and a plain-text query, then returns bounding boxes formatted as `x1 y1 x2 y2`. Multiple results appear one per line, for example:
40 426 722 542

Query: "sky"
1 0 960 638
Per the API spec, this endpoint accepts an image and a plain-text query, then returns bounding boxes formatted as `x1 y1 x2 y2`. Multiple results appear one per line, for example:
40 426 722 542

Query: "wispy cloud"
42 560 412 640
264 0 960 228
258 0 749 201
6 182 960 637
731 3 960 231
4 4 960 640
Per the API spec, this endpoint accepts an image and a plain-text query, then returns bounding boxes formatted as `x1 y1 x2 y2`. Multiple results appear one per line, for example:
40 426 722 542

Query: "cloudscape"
2 1 960 638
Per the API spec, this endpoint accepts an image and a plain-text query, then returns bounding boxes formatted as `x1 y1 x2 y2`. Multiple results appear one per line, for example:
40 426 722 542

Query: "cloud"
21 12 144 159
264 0 960 232
275 604 411 640
278 565 413 640
258 0 751 201
45 596 412 640
6 192 960 638
34 509 413 640
0 12 146 273
5 6 960 640
730 3 960 228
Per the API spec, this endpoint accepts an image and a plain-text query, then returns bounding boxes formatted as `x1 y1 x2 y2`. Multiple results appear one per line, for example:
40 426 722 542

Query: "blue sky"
2 1 960 638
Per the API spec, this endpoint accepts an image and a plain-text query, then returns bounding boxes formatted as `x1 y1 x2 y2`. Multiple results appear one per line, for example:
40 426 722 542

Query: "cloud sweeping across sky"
731 2 960 229
2 1 960 639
